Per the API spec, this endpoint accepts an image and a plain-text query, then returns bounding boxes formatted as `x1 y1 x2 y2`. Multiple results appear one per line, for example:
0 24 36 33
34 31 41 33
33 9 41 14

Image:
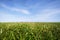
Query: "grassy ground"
0 22 60 40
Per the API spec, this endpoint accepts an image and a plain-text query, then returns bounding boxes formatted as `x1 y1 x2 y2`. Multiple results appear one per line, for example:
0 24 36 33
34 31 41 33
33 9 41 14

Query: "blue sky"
0 0 60 22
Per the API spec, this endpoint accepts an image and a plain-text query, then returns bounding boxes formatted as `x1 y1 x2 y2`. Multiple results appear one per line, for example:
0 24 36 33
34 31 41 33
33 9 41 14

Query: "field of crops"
0 22 60 40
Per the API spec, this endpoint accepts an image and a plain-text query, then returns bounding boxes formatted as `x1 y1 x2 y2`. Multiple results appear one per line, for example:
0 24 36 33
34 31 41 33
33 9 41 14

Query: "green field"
0 22 60 40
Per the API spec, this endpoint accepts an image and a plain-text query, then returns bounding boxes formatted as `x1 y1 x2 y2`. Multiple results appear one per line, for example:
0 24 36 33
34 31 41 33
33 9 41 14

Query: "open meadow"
0 22 60 40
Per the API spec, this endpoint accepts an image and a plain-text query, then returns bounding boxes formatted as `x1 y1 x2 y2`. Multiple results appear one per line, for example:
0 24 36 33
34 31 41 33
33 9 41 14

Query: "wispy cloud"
34 9 60 22
0 6 60 22
0 12 32 22
1 4 30 14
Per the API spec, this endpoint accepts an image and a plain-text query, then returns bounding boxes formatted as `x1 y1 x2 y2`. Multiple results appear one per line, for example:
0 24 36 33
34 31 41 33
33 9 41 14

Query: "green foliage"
0 22 60 40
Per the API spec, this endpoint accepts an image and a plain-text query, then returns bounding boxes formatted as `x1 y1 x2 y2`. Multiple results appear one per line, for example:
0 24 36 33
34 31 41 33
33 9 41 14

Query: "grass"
0 22 60 40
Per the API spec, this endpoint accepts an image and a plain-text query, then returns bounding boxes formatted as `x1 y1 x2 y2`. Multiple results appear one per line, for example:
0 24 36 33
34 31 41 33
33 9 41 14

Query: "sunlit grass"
0 22 60 40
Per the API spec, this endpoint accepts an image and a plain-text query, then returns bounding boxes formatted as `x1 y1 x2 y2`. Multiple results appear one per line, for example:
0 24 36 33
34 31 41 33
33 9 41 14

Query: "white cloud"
0 12 19 22
0 12 32 22
0 3 60 22
0 8 60 22
33 9 60 22
1 4 30 14
11 8 30 14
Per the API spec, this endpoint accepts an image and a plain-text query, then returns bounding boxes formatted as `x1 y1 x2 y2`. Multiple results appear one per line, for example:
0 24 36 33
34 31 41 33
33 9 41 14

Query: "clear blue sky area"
0 0 60 22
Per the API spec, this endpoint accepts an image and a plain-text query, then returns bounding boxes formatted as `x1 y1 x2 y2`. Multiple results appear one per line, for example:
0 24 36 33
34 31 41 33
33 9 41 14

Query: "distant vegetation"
0 22 60 40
